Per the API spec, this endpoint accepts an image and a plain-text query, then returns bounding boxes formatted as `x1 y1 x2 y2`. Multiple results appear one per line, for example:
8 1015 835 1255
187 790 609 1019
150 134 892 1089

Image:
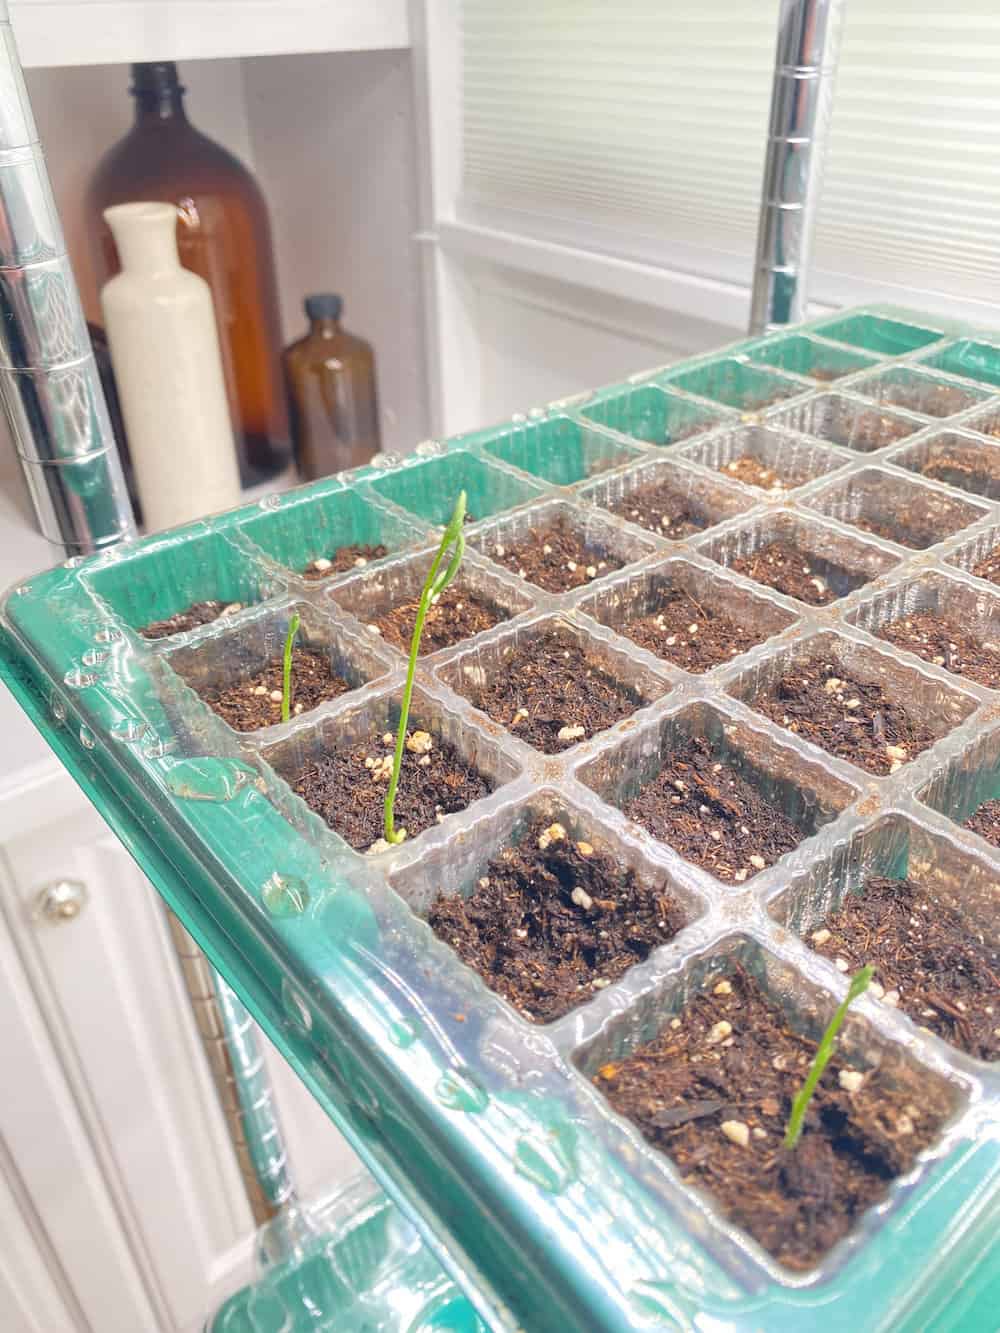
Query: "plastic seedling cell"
698 509 900 606
469 497 657 595
768 391 920 453
577 382 727 447
237 484 427 582
663 358 803 412
851 366 990 419
577 555 798 675
435 614 669 755
806 467 989 550
923 339 1000 391
473 414 640 487
747 333 877 382
726 628 979 777
814 312 942 356
677 424 846 493
845 570 1000 690
918 722 1000 844
580 454 753 541
961 402 1000 442
576 699 858 884
890 429 1000 502
164 599 393 735
367 450 545 527
946 520 1000 588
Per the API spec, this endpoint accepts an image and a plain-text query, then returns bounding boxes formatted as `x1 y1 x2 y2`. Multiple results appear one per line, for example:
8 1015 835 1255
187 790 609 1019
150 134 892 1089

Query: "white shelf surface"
10 0 409 68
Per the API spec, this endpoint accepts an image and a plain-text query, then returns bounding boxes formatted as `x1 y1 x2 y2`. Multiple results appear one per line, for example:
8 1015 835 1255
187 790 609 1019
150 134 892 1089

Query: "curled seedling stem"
384 491 467 845
784 964 874 1151
281 612 301 723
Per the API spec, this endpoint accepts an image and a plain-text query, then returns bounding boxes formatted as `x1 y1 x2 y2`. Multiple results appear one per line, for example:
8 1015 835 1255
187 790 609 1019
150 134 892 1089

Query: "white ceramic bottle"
100 201 241 532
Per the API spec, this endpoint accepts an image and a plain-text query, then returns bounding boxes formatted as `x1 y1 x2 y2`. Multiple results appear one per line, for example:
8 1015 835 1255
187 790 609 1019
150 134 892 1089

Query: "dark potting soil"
921 445 1000 498
622 735 801 882
373 581 505 655
463 633 644 753
720 455 789 492
882 380 976 419
808 876 1000 1063
750 658 937 776
876 611 1000 689
292 727 493 853
964 797 1000 849
141 600 242 639
198 650 352 732
594 966 950 1270
302 544 388 580
427 820 686 1024
848 490 961 549
831 409 915 453
728 541 838 606
971 546 1000 587
486 517 624 593
623 588 767 673
607 478 711 540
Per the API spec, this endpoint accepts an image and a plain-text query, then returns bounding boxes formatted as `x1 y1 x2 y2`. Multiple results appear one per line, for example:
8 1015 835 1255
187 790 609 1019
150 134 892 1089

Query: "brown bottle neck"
311 318 342 338
132 91 190 127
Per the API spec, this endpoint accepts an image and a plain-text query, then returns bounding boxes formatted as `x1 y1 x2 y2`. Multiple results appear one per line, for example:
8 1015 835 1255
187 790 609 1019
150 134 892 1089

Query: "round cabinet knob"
34 879 88 924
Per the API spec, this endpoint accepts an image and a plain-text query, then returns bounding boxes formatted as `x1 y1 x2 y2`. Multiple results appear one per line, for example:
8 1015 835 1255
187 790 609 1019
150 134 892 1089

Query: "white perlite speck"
312 557 332 572
720 1120 749 1148
838 1069 864 1093
557 724 586 742
571 886 594 911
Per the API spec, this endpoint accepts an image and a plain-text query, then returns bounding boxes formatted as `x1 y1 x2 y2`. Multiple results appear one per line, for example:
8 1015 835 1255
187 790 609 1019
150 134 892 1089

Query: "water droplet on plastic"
50 696 67 723
527 406 545 420
513 1127 578 1193
628 1281 687 1329
14 583 31 596
411 1295 487 1333
166 757 256 802
388 1018 419 1048
79 726 96 750
111 718 148 743
63 667 96 689
142 736 177 760
259 492 281 510
262 872 309 918
371 451 402 470
94 625 124 644
435 1067 488 1113
415 440 442 458
282 979 312 1033
82 648 108 668
63 555 86 569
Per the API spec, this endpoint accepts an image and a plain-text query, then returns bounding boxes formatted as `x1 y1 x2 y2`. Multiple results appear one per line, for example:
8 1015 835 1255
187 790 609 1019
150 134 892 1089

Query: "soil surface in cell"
464 633 643 753
292 727 493 853
720 455 789 492
880 380 975 419
302 544 388 580
373 580 505 655
728 540 839 606
487 517 624 593
848 489 969 549
877 611 1000 689
141 600 243 639
808 876 1000 1062
920 445 1000 498
751 657 938 775
831 408 915 453
607 478 713 540
622 735 801 881
964 798 1000 849
623 588 770 673
198 650 353 732
594 966 949 1270
427 820 686 1024
971 546 1000 587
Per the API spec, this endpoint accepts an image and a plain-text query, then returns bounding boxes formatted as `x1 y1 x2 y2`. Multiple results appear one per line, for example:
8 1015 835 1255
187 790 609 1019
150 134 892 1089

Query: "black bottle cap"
130 62 185 98
305 293 343 322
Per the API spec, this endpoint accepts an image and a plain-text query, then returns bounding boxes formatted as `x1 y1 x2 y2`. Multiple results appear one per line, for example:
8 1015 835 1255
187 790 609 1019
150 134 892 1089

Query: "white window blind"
460 0 1000 314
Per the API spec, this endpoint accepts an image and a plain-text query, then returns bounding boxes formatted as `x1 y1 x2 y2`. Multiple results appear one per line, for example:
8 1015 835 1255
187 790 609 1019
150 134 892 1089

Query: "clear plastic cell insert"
4 304 1000 1333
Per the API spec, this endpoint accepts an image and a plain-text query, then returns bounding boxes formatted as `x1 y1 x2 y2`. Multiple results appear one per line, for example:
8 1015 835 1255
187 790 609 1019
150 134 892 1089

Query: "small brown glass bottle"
88 62 290 485
283 294 381 481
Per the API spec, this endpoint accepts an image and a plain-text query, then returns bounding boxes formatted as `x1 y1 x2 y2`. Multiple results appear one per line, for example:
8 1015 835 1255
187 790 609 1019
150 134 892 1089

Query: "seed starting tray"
3 305 1000 1332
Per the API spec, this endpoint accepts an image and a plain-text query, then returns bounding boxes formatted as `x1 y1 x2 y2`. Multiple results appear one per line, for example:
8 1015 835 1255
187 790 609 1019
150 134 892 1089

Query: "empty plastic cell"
806 467 989 550
473 414 640 486
579 454 753 541
946 521 1000 587
663 358 803 412
813 312 942 356
918 722 1000 836
747 333 877 382
367 450 545 527
677 424 846 492
923 338 1000 391
890 429 1000 502
851 366 990 419
576 382 727 446
768 391 920 453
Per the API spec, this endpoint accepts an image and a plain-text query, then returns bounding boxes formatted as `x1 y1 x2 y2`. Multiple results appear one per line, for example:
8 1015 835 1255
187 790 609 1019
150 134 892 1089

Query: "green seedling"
784 964 874 1150
384 491 467 845
280 613 301 723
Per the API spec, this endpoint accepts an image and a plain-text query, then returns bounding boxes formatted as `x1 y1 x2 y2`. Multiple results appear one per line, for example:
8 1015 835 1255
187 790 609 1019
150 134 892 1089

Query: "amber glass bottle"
88 62 289 485
283 294 381 481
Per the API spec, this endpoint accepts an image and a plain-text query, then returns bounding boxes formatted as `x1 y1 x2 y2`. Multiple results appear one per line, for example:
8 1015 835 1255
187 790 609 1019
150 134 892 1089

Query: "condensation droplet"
628 1281 687 1330
414 440 443 458
142 736 177 760
527 406 545 420
165 757 255 802
282 979 312 1033
259 492 281 510
111 718 148 743
388 1018 419 1048
79 726 96 750
63 667 96 689
94 625 124 644
81 648 109 668
435 1067 489 1114
63 555 86 569
262 872 309 918
513 1128 578 1194
371 451 402 470
14 583 31 596
50 695 67 724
